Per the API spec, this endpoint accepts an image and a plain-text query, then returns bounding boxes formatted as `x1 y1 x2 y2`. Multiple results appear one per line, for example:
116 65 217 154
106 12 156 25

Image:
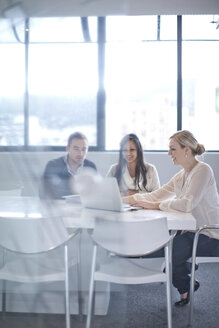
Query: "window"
28 42 97 146
105 16 177 150
0 19 25 146
0 15 219 150
29 17 98 147
0 17 98 147
182 15 219 150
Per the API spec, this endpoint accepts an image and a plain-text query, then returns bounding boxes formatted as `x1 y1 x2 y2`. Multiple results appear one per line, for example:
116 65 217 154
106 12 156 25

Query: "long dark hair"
115 134 147 190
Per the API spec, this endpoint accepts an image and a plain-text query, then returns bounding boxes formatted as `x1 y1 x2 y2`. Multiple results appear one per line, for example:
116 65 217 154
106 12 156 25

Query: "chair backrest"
0 216 71 254
91 216 170 257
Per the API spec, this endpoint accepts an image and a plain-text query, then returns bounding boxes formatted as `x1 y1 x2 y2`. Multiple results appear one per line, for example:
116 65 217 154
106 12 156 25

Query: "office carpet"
0 263 218 328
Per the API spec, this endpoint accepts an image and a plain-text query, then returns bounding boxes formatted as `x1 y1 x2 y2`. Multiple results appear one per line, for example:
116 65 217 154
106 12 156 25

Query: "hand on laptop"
122 195 135 204
122 195 160 210
131 200 160 210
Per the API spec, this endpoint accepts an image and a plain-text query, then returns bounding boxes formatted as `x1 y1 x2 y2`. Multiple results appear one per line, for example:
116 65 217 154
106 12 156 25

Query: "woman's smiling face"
122 140 138 164
168 138 186 166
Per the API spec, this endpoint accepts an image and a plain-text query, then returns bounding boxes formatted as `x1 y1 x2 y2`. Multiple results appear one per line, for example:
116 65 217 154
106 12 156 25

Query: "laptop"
80 177 140 212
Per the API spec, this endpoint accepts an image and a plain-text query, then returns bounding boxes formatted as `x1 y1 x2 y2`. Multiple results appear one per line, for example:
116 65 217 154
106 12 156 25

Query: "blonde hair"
170 130 205 156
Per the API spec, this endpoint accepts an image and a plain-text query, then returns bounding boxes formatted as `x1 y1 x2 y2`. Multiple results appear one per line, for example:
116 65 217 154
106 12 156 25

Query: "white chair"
188 224 219 326
0 215 81 328
86 216 174 328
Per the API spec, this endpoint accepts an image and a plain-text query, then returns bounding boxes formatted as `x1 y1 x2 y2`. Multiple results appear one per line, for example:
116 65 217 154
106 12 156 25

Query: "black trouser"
143 232 219 294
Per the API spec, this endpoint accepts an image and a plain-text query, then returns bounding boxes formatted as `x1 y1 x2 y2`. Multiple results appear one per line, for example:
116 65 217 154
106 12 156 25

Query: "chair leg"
165 245 172 328
188 225 219 326
65 245 70 328
188 270 195 326
1 249 6 317
188 231 200 326
76 232 83 317
1 280 6 318
169 230 176 283
86 245 97 328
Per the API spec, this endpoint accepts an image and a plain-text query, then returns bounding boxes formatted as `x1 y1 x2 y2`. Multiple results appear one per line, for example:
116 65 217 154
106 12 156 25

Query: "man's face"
66 138 88 167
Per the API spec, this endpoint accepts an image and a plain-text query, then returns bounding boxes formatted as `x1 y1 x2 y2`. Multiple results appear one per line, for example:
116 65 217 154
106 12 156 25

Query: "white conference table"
0 196 196 231
0 196 196 315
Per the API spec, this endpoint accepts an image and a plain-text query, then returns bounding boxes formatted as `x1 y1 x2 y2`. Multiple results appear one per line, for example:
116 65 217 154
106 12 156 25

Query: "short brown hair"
67 132 88 146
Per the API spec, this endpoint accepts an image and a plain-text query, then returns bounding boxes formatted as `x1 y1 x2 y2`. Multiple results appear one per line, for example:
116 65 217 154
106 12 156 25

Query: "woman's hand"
122 196 160 210
122 195 135 204
124 190 139 196
130 200 160 210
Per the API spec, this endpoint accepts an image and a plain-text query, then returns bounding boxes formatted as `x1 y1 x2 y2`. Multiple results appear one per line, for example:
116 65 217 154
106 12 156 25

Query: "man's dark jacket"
39 156 96 199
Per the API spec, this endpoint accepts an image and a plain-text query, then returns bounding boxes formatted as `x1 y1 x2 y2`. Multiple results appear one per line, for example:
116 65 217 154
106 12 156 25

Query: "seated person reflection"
107 133 160 196
123 130 219 306
40 132 96 199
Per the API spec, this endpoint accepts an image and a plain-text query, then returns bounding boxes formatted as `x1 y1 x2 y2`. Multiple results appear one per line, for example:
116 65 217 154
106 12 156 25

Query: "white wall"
0 151 218 196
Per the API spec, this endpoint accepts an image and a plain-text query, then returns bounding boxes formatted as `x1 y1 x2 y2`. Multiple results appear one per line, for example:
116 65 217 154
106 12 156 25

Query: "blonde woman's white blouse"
107 162 160 193
133 161 219 239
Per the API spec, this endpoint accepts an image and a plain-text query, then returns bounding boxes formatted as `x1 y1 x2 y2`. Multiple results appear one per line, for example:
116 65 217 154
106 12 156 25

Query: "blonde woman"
124 130 219 306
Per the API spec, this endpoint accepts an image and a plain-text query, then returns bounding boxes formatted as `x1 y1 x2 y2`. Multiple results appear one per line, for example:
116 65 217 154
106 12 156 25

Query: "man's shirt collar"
64 153 84 176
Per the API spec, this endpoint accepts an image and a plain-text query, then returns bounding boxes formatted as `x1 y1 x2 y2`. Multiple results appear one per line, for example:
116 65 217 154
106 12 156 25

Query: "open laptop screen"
80 177 138 212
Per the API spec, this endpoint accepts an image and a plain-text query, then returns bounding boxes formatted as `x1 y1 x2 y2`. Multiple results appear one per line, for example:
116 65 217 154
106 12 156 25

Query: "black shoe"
175 297 189 307
185 262 199 272
175 280 200 307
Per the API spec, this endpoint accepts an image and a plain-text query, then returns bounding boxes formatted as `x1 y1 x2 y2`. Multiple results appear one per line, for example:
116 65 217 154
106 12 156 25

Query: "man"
39 132 96 199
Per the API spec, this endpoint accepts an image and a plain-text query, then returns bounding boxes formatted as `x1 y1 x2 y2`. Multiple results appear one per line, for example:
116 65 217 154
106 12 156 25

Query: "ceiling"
0 0 219 18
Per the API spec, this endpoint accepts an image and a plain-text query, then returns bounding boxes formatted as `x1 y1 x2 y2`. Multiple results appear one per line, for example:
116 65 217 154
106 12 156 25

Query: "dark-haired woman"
107 133 160 196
